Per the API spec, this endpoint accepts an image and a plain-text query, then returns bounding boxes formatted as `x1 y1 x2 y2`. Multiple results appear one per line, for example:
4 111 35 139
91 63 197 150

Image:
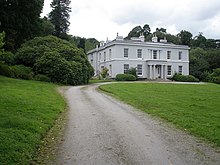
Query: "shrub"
115 74 136 81
172 73 199 82
15 35 94 85
0 62 33 80
0 62 13 77
34 74 51 82
10 65 33 80
212 77 220 84
127 67 138 79
100 67 109 79
0 51 15 65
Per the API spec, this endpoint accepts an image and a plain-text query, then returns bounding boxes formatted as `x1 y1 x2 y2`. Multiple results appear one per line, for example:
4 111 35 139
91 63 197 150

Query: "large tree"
0 0 44 51
49 0 71 39
177 30 193 46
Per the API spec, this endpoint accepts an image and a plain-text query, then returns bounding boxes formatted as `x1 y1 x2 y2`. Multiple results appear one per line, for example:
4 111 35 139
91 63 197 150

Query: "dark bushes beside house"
116 74 137 81
172 73 199 82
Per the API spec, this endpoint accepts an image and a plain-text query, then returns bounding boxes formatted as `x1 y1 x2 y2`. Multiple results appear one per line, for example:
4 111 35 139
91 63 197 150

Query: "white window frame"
104 52 106 61
167 51 171 59
124 48 129 58
99 53 101 61
137 64 142 76
153 50 157 59
178 66 183 74
137 49 142 58
178 51 182 60
167 65 172 75
109 49 111 60
124 64 129 74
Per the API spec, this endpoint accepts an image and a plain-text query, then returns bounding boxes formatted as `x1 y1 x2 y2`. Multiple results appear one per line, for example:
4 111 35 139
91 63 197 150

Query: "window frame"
124 64 129 74
178 66 183 74
153 50 157 59
137 49 142 58
167 65 172 75
137 64 143 76
178 51 182 60
167 51 171 59
124 48 129 58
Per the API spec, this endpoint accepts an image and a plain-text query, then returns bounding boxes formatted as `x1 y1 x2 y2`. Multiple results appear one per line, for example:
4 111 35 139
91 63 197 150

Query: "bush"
115 74 136 81
100 67 109 79
127 67 138 79
15 35 94 85
0 62 33 80
0 51 15 65
0 62 13 77
34 74 51 82
172 73 199 82
212 77 220 84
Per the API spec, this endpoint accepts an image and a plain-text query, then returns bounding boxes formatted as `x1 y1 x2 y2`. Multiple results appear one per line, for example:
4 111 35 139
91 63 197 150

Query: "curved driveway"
57 83 220 165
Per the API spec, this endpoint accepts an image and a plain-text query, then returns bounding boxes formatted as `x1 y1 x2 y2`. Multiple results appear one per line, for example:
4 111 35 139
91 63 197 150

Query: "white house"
87 34 190 79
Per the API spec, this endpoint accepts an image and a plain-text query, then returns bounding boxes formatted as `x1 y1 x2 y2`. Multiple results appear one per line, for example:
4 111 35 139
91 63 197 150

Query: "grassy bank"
100 83 220 147
0 76 66 164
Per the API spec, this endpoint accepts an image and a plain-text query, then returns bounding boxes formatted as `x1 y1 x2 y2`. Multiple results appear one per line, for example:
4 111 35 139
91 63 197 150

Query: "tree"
191 32 207 48
49 0 71 39
177 30 193 46
126 24 151 40
0 0 44 51
15 35 94 85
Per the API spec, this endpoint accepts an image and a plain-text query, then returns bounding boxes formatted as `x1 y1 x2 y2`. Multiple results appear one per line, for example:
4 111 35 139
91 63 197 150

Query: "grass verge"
99 83 220 147
89 79 114 84
0 76 66 164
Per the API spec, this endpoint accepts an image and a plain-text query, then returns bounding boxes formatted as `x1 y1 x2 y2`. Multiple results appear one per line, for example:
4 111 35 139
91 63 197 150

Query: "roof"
87 39 190 54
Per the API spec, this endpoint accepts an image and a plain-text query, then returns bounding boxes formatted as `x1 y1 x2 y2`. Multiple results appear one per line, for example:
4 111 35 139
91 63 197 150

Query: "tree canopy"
49 0 71 39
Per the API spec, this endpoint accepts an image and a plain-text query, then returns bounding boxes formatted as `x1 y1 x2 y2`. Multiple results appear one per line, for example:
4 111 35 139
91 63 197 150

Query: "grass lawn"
0 76 66 164
99 83 220 147
89 79 114 84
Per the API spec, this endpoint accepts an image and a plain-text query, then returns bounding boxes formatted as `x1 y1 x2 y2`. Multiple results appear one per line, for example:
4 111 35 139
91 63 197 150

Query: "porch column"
153 65 156 79
149 65 152 79
161 65 164 79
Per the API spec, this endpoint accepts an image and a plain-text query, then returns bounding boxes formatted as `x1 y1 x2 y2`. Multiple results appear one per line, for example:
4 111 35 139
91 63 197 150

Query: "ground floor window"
137 64 142 76
167 65 172 75
178 66 183 74
124 64 129 74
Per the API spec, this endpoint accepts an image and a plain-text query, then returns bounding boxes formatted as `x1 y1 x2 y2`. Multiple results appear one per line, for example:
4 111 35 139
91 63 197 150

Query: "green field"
100 83 220 147
0 76 66 164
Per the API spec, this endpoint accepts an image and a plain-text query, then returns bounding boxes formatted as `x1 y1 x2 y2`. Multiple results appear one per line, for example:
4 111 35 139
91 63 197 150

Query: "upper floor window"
137 49 142 58
153 50 157 59
178 51 182 60
137 64 142 76
124 64 129 74
167 65 172 75
99 53 101 61
167 51 171 59
124 48 129 58
178 66 183 74
109 49 112 59
104 52 106 61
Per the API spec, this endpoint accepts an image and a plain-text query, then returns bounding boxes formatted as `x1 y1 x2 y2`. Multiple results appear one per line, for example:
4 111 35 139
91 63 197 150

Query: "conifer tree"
49 0 71 39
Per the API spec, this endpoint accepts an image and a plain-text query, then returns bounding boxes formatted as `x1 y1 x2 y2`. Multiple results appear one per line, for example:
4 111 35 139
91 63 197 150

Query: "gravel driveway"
57 83 220 165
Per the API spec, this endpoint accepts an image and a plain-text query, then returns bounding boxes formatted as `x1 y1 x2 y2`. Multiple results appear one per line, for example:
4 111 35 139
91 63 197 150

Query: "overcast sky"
41 0 220 41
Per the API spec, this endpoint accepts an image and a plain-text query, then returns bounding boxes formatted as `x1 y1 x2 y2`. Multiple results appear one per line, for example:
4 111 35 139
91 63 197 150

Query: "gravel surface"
57 84 220 165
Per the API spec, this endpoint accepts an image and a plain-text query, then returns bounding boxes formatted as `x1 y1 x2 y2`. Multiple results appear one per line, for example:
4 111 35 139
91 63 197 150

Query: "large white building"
87 34 190 79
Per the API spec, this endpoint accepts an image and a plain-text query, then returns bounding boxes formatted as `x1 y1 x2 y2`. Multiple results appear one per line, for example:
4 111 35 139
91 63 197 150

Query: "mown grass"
0 76 66 164
100 83 220 147
89 79 114 84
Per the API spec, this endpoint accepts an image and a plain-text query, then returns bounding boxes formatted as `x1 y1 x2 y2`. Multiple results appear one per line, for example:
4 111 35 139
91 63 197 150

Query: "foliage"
127 67 138 79
177 30 193 46
115 74 136 81
0 76 66 164
15 35 94 85
0 62 33 80
38 17 55 37
126 24 151 40
0 0 44 51
49 0 71 39
34 74 51 82
100 83 220 147
0 31 5 50
0 51 15 65
100 67 109 79
172 73 199 82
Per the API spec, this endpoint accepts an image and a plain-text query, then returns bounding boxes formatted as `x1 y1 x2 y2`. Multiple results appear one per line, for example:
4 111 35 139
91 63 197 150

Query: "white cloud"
41 0 220 40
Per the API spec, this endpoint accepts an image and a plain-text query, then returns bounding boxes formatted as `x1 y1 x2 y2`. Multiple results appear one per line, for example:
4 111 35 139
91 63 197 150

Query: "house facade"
87 34 190 79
